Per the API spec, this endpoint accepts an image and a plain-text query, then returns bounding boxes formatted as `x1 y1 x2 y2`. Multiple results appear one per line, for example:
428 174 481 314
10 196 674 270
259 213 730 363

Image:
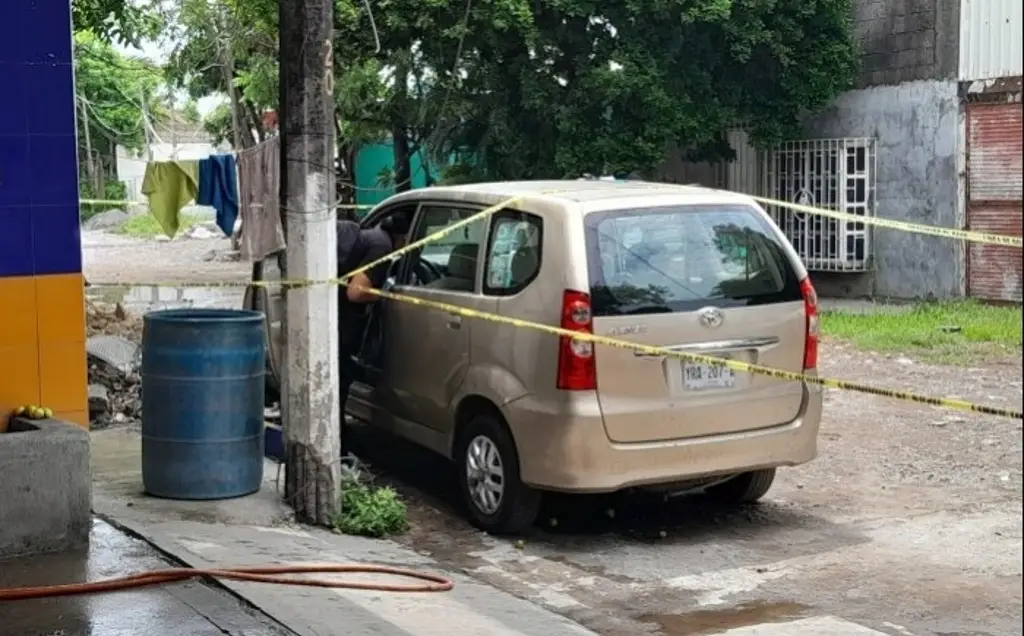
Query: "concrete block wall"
800 0 965 299
853 0 961 86
0 0 88 431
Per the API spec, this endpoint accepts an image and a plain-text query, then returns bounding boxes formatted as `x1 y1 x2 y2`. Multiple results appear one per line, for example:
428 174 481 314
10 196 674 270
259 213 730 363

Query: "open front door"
344 201 421 423
378 203 489 441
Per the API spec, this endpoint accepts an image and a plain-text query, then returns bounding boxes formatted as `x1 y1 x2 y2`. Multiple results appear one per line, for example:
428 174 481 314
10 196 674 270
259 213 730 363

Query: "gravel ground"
359 342 1022 636
83 230 1023 636
83 230 252 286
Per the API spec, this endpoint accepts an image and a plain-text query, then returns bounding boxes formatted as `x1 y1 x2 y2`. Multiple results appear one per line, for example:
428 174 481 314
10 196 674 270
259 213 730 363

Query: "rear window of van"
584 204 803 316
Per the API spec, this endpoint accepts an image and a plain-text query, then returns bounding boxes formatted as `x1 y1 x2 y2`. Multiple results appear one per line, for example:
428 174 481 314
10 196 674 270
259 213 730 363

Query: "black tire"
456 413 541 535
706 468 776 504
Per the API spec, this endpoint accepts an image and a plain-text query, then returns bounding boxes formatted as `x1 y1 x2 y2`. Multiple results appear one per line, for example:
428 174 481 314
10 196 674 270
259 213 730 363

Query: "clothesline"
139 133 411 263
79 198 372 208
141 137 284 262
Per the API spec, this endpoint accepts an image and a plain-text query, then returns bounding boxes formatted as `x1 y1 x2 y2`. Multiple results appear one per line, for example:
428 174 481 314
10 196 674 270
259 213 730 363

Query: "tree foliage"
73 32 166 191
159 0 858 182
435 0 859 179
72 0 161 46
161 0 275 149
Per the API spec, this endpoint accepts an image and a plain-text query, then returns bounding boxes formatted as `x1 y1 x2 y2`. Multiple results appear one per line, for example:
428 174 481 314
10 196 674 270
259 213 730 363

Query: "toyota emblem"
698 307 724 329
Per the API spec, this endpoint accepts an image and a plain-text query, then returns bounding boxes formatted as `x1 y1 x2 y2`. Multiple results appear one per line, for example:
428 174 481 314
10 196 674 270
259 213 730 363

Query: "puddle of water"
88 285 244 312
637 601 810 635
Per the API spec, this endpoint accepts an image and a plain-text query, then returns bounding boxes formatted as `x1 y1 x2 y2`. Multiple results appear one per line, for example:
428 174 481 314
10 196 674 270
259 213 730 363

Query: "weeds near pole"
332 476 410 538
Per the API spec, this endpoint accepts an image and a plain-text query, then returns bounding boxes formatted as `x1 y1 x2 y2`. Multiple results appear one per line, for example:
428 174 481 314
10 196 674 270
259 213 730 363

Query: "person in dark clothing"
336 213 411 453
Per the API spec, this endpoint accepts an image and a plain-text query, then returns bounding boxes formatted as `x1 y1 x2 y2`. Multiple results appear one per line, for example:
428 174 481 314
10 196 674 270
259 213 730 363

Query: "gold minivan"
246 180 823 533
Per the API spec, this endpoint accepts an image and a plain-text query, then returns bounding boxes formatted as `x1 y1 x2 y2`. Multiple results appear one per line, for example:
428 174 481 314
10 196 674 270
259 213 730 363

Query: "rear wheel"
456 413 541 535
706 468 776 504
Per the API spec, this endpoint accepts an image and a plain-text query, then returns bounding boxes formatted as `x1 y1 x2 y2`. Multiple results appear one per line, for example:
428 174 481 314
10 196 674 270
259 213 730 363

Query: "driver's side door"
378 203 488 450
344 201 420 424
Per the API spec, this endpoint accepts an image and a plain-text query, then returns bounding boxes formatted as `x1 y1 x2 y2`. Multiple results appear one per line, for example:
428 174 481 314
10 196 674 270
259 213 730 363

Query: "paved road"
0 519 292 636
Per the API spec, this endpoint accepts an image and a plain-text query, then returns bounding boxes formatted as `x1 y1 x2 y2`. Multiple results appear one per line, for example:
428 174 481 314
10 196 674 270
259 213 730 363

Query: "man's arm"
346 234 393 303
346 270 380 303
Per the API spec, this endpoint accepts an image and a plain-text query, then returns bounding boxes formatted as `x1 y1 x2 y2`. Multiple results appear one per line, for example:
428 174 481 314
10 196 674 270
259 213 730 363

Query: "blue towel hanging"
197 154 240 237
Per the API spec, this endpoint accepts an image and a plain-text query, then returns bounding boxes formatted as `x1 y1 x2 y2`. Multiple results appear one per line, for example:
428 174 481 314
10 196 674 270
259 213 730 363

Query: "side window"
484 211 543 295
405 203 487 293
344 202 417 283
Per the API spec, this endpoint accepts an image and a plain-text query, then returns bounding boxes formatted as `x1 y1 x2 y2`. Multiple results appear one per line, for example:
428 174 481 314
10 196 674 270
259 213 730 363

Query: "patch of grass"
332 478 410 538
822 300 1022 365
116 212 202 238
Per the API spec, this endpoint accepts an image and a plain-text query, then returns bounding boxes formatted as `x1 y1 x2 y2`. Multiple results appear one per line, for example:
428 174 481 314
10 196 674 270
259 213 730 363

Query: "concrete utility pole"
279 0 340 525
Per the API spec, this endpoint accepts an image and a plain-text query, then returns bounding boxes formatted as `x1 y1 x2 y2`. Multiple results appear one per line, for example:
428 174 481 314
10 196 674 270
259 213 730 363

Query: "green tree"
72 0 161 45
439 0 858 180
181 100 202 124
163 0 274 149
73 32 166 201
200 102 235 147
163 0 857 189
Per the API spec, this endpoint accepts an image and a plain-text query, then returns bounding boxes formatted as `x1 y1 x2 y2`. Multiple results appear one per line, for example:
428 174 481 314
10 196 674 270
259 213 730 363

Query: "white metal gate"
763 138 876 272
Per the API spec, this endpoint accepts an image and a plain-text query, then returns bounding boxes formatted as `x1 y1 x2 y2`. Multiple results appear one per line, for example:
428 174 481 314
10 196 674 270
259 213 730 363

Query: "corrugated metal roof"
959 0 1024 81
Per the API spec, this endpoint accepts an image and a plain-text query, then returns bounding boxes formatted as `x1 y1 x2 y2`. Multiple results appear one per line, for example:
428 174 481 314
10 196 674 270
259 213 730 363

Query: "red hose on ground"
0 564 455 601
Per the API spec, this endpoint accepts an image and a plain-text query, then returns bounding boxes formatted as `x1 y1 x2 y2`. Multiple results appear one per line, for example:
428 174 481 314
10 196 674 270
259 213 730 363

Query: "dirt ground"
83 231 1023 636
83 230 252 286
356 343 1022 636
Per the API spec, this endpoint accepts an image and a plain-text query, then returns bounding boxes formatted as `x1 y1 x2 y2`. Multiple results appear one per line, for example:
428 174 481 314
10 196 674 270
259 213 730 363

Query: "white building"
116 112 231 203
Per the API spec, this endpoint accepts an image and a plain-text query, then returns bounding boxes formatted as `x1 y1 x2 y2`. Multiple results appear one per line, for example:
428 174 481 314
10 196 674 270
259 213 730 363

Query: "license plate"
683 361 735 390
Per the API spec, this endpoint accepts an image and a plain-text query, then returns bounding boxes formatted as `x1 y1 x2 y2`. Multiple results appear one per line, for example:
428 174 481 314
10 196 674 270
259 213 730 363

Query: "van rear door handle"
446 314 462 329
634 336 779 357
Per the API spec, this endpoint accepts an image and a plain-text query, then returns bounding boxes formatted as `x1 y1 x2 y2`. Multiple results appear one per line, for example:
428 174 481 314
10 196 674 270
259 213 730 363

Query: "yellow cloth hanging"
141 161 200 238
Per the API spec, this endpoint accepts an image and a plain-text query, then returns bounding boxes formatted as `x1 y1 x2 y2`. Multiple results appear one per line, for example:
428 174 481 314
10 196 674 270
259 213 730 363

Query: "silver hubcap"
465 435 504 515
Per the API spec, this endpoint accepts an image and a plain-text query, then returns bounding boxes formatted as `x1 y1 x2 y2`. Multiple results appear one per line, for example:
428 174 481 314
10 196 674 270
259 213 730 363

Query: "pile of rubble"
86 299 142 339
86 299 143 429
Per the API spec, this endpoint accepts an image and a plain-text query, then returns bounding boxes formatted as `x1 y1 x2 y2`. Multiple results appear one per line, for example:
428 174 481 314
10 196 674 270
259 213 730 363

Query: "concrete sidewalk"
91 428 598 636
0 519 291 636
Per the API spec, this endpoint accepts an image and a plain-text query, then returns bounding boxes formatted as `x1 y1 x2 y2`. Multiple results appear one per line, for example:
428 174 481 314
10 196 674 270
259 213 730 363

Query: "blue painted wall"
0 0 81 277
353 141 437 209
0 0 89 429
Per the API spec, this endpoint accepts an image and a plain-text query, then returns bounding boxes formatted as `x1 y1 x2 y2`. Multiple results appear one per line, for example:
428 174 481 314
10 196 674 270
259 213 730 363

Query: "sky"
114 38 224 116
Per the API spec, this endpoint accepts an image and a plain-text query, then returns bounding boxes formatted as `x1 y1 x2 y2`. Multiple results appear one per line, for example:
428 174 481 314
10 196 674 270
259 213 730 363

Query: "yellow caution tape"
89 269 1022 419
633 182 1022 249
576 182 1022 248
79 198 373 209
750 195 1022 248
84 189 1023 420
359 286 1022 420
87 195 531 291
82 179 1023 246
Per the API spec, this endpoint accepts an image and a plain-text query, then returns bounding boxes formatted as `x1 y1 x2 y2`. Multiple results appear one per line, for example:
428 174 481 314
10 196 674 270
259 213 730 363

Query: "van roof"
387 179 756 209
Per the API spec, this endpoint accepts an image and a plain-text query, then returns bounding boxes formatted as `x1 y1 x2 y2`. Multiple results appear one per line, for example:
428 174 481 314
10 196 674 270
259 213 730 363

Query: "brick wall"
853 0 960 87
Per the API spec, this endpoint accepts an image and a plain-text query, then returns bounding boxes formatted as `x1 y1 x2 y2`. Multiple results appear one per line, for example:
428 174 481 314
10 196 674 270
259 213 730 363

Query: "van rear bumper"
505 387 823 493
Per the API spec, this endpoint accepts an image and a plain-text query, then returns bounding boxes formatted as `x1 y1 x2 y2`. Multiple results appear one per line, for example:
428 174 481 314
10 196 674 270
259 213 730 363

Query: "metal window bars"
762 138 877 273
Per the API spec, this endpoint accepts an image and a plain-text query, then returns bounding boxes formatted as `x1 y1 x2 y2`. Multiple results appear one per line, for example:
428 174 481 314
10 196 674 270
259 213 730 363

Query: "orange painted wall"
2 1 87 433
0 274 88 432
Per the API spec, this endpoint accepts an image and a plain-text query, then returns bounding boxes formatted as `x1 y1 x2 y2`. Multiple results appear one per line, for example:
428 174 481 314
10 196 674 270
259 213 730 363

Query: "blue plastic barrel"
141 309 266 500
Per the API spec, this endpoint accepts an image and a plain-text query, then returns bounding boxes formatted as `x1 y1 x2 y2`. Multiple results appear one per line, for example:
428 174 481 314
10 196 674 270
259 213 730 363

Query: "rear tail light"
800 277 819 370
556 290 597 390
